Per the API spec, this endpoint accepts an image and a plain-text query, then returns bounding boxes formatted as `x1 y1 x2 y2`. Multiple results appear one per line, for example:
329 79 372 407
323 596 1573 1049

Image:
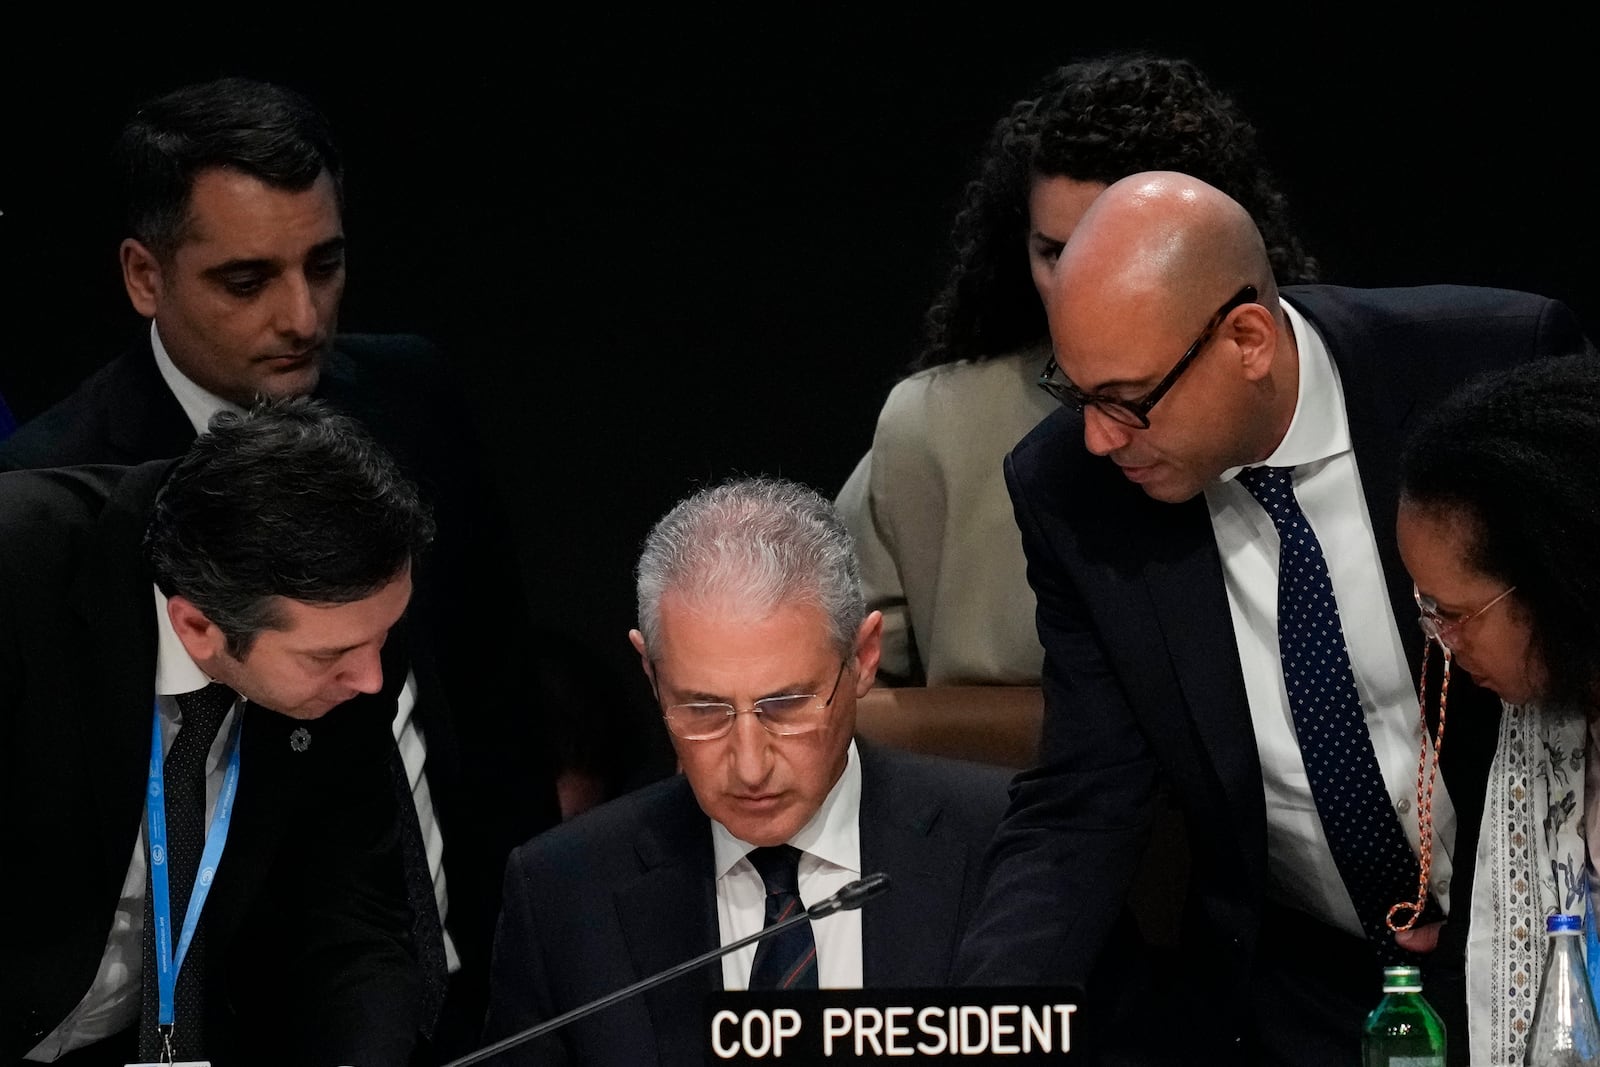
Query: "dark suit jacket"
954 285 1595 1065
0 462 421 1064
480 740 1012 1066
0 333 562 1056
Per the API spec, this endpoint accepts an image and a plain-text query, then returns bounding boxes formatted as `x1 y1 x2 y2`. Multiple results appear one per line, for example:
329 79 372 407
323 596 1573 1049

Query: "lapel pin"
289 727 311 753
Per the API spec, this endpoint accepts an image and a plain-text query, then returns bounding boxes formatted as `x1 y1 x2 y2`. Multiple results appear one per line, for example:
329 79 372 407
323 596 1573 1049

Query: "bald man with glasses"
954 170 1596 1066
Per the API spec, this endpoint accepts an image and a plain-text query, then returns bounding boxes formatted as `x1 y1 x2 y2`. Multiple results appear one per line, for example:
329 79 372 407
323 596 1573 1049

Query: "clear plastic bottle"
1362 964 1446 1066
1525 913 1600 1066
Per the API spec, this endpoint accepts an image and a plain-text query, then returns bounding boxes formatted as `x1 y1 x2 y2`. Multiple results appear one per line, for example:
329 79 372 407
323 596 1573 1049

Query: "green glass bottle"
1362 964 1446 1067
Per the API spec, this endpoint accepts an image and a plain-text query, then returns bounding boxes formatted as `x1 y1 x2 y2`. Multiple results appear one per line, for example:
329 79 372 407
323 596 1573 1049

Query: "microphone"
803 870 889 919
443 872 893 1067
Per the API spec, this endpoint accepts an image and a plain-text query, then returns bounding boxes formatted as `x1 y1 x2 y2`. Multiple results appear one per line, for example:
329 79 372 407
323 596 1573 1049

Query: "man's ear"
168 594 227 666
628 629 654 692
121 238 165 319
852 610 884 695
1232 301 1279 382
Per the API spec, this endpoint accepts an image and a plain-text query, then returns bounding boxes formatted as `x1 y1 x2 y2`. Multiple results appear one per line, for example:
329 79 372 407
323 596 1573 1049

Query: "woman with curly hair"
1397 353 1600 1065
839 51 1318 698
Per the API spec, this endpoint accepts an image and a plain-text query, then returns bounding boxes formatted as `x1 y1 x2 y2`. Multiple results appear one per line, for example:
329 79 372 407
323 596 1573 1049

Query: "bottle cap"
1381 965 1423 992
1548 913 1583 933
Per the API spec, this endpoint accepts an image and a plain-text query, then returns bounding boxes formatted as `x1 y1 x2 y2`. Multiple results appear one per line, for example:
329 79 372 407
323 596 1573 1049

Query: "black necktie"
1237 466 1437 960
139 682 235 1059
390 747 448 1038
746 845 818 990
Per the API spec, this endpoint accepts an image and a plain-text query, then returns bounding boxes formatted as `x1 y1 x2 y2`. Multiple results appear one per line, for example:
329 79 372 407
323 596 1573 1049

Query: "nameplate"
705 988 1081 1062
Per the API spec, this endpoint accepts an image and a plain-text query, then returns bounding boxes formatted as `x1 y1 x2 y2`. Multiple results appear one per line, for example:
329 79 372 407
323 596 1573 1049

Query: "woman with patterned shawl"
1398 352 1600 1065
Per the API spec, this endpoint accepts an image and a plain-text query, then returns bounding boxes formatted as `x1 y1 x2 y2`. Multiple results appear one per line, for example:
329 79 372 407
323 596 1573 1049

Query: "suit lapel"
1095 485 1267 877
858 743 969 986
1137 498 1262 797
616 779 719 1065
68 461 175 885
1284 288 1426 679
106 339 203 462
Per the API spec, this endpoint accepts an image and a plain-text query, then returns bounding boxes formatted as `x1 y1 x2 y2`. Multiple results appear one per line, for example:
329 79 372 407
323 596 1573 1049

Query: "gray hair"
635 476 865 657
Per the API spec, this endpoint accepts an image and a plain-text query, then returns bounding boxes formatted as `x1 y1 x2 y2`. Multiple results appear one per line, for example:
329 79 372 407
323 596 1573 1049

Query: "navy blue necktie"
1237 466 1434 959
746 845 818 990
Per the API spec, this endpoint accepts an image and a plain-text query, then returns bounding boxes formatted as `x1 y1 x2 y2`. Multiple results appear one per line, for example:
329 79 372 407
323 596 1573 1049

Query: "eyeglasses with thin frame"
658 658 850 741
1412 583 1517 651
1037 284 1260 429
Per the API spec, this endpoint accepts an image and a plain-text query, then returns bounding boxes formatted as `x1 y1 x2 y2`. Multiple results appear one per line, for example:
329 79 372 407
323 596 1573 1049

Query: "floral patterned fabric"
1467 700 1588 1065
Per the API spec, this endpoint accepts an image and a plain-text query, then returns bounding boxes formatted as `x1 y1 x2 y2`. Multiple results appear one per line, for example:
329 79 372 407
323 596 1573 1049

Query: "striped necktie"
746 845 818 990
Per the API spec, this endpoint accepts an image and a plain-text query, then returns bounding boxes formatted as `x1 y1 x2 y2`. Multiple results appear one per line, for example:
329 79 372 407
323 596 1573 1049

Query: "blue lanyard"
146 697 243 1033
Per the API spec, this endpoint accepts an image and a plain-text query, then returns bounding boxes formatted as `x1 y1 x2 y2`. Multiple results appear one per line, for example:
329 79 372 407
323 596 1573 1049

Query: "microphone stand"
442 872 891 1067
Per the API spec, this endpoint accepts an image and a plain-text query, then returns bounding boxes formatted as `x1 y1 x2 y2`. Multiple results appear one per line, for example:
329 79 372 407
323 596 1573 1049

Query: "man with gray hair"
483 475 1012 1066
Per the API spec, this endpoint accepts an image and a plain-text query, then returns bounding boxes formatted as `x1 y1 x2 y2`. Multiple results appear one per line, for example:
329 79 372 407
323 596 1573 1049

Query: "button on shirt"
1203 299 1456 938
713 740 864 990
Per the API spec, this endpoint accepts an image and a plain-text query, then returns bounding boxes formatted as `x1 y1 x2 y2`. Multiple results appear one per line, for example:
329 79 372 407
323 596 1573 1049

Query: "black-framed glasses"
1413 583 1517 651
659 659 850 741
1037 284 1259 429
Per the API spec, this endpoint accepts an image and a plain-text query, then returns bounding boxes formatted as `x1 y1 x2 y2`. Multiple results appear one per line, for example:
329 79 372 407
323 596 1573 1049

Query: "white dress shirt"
1203 299 1456 938
151 321 246 434
713 740 864 990
28 588 242 1059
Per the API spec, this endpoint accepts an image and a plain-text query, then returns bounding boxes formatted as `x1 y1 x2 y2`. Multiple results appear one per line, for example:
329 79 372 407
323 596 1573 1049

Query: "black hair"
117 76 343 261
915 50 1317 371
1400 354 1600 706
143 397 435 657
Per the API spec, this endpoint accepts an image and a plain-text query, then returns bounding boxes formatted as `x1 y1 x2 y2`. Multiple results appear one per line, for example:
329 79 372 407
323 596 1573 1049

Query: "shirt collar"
711 738 862 878
153 584 216 696
150 321 246 436
1220 297 1352 482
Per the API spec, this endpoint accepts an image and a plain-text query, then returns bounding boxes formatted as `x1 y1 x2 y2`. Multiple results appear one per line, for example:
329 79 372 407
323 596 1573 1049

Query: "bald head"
1042 171 1298 503
1055 171 1278 317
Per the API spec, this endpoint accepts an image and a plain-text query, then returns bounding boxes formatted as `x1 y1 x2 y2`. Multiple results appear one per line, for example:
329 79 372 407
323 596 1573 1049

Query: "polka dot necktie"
746 845 819 990
139 682 236 1059
1236 466 1435 960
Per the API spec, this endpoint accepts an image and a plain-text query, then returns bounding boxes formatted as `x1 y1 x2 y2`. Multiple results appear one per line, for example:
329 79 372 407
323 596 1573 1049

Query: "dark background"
3 24 1594 764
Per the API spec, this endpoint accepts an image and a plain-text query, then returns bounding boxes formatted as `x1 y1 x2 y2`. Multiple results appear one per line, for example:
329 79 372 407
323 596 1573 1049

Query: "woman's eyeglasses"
1413 584 1516 651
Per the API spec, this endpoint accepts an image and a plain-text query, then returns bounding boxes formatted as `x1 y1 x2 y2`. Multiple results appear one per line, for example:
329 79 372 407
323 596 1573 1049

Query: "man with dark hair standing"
1 398 432 1065
0 76 561 1060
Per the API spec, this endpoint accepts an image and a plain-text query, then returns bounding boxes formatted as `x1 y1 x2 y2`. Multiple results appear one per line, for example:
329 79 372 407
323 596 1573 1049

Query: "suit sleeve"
952 449 1162 988
231 705 423 1065
481 847 571 1066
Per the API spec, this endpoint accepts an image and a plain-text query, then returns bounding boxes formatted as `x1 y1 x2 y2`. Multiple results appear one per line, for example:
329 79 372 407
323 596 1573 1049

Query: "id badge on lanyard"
131 698 242 1066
